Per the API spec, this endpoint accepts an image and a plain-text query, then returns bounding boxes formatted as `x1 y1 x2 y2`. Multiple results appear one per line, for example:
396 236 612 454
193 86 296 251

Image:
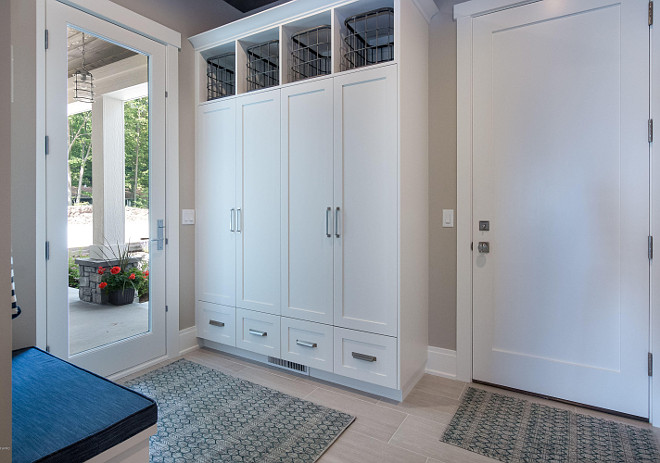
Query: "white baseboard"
426 346 457 379
179 326 199 355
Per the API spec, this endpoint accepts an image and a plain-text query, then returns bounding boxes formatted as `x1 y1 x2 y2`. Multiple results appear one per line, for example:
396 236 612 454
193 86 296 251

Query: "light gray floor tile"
318 429 427 463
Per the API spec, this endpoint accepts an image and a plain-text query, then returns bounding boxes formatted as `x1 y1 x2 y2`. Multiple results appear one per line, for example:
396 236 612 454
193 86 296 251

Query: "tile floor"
120 347 660 463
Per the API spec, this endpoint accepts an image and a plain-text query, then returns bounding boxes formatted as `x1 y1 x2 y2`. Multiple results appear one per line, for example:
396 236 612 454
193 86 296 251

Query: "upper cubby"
190 0 434 103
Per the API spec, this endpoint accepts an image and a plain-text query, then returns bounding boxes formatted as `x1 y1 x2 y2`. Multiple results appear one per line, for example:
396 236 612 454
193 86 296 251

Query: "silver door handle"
335 207 341 238
249 328 267 337
296 340 318 348
209 320 225 327
230 209 236 232
237 208 242 233
153 219 165 250
352 352 376 362
326 207 332 237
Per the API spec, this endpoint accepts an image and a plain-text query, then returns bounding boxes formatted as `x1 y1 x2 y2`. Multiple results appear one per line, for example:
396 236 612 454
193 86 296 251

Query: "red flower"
110 266 121 275
97 267 105 275
99 282 108 289
129 273 136 280
144 270 149 276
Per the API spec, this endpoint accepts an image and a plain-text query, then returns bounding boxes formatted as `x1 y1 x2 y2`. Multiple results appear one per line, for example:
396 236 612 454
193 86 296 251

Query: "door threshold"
472 380 648 423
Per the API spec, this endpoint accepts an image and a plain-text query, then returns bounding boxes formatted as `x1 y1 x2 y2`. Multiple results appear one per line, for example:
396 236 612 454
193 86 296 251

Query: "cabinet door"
196 100 236 307
334 65 399 336
281 79 334 324
236 90 282 315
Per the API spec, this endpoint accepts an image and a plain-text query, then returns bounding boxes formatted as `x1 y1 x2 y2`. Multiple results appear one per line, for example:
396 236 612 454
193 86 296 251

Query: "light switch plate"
182 209 195 225
442 209 454 228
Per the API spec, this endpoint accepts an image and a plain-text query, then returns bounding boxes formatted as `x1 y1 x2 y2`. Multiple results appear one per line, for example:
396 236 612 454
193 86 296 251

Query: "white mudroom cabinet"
192 0 434 400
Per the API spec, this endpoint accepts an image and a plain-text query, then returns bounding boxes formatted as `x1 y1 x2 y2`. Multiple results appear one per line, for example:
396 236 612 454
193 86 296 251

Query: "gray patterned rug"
441 387 660 463
124 359 354 462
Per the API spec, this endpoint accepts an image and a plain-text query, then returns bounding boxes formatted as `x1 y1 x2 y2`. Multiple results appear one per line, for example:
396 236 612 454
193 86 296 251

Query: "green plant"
68 256 80 288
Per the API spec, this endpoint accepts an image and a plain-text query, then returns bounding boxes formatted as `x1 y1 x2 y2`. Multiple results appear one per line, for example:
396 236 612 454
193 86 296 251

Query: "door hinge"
471 242 474 251
45 241 50 261
45 135 49 155
165 305 169 312
45 29 49 49
650 1 654 26
165 91 168 98
649 236 654 260
649 352 653 376
45 345 50 353
649 119 654 143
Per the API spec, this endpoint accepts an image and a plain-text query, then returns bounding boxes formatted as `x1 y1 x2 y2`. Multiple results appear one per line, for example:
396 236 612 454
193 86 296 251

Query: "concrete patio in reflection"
68 287 149 355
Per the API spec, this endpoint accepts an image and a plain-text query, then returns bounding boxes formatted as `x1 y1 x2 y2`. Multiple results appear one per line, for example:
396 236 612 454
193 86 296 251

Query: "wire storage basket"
343 7 394 70
246 40 279 91
207 53 235 100
290 25 332 82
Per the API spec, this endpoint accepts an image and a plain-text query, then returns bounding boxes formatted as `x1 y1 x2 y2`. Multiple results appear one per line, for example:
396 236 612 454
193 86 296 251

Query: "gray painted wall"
1 0 13 459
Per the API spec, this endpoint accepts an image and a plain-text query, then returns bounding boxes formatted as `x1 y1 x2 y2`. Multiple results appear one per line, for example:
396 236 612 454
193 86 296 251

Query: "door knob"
478 242 490 253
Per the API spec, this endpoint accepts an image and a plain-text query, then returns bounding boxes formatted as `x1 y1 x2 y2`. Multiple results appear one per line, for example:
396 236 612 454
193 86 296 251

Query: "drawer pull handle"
352 352 377 362
249 329 267 337
296 340 318 348
209 320 225 327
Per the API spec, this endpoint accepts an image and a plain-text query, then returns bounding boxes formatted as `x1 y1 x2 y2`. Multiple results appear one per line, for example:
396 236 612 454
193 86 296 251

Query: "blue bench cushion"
12 347 157 463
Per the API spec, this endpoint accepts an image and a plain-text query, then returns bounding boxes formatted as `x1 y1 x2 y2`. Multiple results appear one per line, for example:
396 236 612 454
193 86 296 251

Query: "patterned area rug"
124 359 354 463
441 387 660 463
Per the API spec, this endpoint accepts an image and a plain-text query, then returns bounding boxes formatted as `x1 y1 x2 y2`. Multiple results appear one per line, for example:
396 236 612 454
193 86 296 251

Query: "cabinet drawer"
334 327 397 389
281 318 333 373
236 308 280 357
197 302 235 347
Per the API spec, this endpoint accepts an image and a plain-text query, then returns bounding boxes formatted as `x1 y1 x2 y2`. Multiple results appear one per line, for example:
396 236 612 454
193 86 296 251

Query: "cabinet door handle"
209 320 225 327
352 352 376 362
237 208 242 233
335 207 341 238
326 207 332 237
230 209 235 232
249 328 267 337
296 339 318 348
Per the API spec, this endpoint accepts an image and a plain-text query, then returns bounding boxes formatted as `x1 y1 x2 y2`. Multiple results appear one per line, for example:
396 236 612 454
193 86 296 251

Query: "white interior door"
45 0 167 376
281 79 334 325
236 89 281 315
472 0 650 417
333 65 398 337
197 100 236 308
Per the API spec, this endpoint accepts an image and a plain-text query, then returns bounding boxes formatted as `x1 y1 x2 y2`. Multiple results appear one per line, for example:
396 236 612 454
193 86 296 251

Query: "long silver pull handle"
237 208 242 233
296 340 318 348
209 320 225 327
352 352 376 362
326 207 332 237
335 207 341 238
249 328 267 337
230 209 236 232
153 219 165 250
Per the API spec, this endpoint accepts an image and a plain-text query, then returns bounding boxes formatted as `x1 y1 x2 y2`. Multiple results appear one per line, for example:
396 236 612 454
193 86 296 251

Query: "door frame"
36 0 181 371
454 0 658 424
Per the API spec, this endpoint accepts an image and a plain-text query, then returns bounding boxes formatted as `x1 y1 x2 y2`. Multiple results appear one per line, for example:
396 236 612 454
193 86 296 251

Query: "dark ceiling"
223 0 281 13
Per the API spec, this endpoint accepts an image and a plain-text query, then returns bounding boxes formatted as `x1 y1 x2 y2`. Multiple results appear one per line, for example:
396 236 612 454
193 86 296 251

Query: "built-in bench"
12 347 157 463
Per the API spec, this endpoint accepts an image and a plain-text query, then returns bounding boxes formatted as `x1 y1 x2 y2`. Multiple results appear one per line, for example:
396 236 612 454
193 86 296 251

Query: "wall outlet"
181 209 195 225
442 209 454 228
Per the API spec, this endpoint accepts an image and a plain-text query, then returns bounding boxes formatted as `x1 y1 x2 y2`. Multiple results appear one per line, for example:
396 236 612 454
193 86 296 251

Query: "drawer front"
236 308 280 357
197 302 236 346
334 327 398 389
281 317 333 373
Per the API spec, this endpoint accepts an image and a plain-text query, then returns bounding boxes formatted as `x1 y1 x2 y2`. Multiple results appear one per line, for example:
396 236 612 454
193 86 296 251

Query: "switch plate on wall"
182 209 195 225
442 209 454 228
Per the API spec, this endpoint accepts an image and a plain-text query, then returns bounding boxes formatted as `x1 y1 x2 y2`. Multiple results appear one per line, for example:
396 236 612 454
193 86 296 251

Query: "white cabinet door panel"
333 66 399 336
334 327 397 389
197 302 236 347
236 90 281 315
236 308 281 357
281 79 334 324
281 317 334 372
197 100 236 307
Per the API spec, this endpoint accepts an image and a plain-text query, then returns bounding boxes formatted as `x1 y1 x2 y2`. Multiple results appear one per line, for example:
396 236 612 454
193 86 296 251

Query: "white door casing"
333 65 399 337
197 99 236 308
45 0 168 376
470 0 649 417
281 78 334 325
236 89 281 315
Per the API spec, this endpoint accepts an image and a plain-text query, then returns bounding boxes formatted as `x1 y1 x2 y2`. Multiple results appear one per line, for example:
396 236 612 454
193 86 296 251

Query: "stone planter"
76 256 141 304
108 288 136 306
